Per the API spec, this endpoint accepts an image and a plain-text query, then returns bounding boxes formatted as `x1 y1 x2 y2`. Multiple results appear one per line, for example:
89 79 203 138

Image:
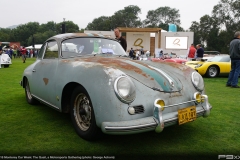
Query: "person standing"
114 28 127 52
9 47 13 59
13 49 16 58
30 49 33 58
17 47 21 58
226 31 240 88
21 46 27 63
196 44 204 60
140 47 144 55
187 44 196 61
0 46 2 68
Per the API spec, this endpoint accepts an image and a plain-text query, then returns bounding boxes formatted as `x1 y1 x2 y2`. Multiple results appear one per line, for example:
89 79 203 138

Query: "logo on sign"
134 38 143 48
173 38 180 46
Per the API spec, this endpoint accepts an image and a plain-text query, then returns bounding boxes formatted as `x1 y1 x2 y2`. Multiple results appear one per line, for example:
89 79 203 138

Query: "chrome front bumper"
101 94 212 135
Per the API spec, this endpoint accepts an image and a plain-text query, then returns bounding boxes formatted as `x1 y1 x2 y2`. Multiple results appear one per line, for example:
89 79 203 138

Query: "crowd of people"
0 46 39 63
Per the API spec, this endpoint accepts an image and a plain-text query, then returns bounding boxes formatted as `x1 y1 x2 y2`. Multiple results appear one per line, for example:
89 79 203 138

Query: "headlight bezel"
191 72 204 92
114 75 136 104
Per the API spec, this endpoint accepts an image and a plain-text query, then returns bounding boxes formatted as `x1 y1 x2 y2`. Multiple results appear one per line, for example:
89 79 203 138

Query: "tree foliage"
86 16 111 31
0 21 79 47
189 0 239 53
143 6 181 28
86 5 142 30
111 5 142 29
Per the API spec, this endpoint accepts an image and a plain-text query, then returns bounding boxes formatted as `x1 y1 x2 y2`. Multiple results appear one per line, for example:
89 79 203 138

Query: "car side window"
43 41 58 59
37 43 47 59
221 56 230 62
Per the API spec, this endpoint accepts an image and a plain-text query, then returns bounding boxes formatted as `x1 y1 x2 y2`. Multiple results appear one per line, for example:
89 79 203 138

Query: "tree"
63 21 79 33
86 5 142 30
86 16 111 31
0 20 80 46
0 28 12 42
111 5 142 28
189 21 202 45
143 6 181 28
212 0 240 31
210 0 240 53
11 22 40 46
38 21 57 33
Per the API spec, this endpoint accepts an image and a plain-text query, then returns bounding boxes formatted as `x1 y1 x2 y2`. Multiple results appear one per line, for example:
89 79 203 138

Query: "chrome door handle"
32 69 36 72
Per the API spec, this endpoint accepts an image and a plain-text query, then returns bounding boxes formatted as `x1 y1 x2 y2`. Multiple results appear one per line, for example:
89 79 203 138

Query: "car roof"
47 33 115 42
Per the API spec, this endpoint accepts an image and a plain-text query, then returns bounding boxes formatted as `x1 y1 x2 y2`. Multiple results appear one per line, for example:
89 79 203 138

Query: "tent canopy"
26 44 42 49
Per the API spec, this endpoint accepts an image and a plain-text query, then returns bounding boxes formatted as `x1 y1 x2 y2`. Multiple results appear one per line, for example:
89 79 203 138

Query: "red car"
151 58 187 64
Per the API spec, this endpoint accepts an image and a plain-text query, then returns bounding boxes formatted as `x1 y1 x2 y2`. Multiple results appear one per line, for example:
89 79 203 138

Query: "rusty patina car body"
20 33 212 141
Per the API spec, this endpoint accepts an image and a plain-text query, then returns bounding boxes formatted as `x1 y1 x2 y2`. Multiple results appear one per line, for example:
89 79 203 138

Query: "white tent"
26 44 42 49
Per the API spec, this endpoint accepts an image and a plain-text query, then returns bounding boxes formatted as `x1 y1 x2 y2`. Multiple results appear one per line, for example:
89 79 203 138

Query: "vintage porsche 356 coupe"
20 33 212 141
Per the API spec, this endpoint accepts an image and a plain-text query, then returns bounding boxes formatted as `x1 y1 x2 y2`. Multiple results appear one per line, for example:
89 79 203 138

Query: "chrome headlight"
191 72 204 91
114 75 136 104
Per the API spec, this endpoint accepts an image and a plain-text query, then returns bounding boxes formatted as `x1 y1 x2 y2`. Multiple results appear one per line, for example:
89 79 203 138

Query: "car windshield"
61 37 126 58
207 56 230 62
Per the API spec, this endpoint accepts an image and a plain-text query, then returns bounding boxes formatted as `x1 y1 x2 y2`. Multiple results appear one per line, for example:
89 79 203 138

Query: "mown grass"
0 58 239 159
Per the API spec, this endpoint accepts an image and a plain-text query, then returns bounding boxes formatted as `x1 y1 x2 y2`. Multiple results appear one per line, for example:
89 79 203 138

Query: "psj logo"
218 155 240 159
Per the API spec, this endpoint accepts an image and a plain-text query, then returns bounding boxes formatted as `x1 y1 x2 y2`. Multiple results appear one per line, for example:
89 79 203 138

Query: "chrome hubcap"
74 93 91 131
26 81 32 99
209 67 217 77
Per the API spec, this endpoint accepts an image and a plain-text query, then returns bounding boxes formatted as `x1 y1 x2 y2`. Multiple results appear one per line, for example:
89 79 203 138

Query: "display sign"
165 37 188 49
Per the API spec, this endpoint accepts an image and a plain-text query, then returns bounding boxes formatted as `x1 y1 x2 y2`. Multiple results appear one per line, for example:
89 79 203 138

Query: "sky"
0 0 220 30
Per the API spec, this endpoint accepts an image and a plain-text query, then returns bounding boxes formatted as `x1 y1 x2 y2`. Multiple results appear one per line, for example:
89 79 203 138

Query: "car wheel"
70 86 101 141
206 66 219 78
4 65 9 68
25 79 39 104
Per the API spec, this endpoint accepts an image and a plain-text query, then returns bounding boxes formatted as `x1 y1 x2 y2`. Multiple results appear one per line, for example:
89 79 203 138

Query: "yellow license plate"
178 106 196 125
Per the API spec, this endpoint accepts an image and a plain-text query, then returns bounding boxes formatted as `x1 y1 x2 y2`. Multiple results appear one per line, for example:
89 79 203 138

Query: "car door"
31 40 59 109
219 56 231 73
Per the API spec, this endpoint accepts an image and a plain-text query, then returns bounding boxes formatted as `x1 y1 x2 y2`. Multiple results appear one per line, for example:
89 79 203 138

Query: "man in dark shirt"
226 31 240 88
196 44 204 60
114 28 127 52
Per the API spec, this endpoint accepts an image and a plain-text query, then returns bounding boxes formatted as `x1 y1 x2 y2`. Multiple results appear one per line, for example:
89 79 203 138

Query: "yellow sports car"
186 55 230 78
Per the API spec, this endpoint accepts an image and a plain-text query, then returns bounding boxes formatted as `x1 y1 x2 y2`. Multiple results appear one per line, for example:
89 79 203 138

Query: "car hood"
75 56 192 93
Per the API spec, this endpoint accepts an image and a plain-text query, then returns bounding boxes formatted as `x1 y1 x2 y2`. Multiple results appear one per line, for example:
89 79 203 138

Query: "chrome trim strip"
32 94 60 111
149 65 174 87
105 123 156 131
164 100 196 108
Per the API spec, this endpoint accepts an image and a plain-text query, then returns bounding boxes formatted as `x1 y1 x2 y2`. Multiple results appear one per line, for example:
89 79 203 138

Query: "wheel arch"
22 76 28 88
205 64 220 77
61 82 89 113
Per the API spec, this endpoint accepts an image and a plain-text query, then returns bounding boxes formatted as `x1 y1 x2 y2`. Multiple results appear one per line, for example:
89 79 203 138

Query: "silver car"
20 33 212 141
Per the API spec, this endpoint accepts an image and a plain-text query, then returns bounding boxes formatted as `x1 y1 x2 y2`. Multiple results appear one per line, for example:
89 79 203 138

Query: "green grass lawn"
0 58 239 159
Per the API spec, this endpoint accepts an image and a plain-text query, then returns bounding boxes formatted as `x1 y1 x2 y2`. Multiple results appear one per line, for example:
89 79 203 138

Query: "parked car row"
144 52 231 78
